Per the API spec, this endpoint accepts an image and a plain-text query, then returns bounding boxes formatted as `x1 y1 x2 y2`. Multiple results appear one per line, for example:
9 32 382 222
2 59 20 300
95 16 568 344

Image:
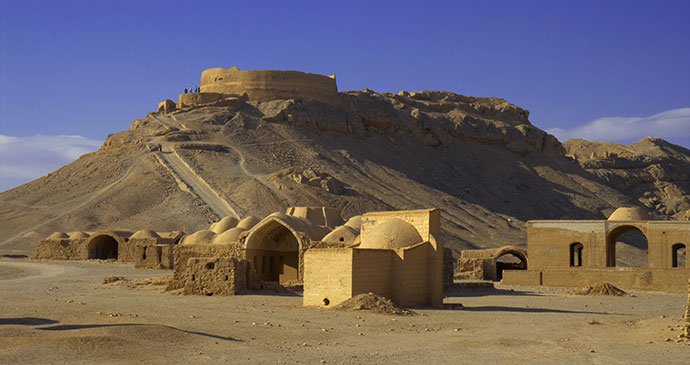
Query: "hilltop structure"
503 207 690 293
164 67 338 111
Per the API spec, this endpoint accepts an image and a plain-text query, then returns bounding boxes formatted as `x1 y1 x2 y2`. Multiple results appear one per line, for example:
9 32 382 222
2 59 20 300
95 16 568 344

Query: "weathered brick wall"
182 257 248 296
33 238 88 260
303 248 353 306
167 243 245 290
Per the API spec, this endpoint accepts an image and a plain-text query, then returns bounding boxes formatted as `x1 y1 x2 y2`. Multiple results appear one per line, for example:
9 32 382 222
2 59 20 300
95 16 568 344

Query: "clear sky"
1 0 689 191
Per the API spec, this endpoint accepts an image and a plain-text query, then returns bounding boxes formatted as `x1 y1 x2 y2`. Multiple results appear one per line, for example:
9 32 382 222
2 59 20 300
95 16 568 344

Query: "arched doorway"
88 235 119 260
672 243 686 268
245 219 300 283
606 225 648 267
495 249 527 280
570 242 584 267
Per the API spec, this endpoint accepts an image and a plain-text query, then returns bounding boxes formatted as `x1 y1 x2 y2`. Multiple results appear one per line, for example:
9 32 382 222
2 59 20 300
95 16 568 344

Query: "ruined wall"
167 242 245 290
177 92 225 108
34 238 89 260
303 248 353 307
182 257 248 296
456 257 497 280
133 241 175 269
200 67 338 105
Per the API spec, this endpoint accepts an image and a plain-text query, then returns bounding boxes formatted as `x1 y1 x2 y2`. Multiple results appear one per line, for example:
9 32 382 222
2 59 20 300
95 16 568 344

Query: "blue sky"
1 0 689 191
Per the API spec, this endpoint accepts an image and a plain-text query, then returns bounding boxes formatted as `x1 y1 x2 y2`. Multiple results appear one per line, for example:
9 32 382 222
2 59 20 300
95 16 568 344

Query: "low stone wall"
167 243 245 290
182 257 248 296
503 268 690 293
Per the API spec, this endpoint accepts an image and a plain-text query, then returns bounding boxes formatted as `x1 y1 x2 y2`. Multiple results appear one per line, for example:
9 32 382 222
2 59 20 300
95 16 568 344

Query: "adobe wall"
167 242 245 290
200 67 338 105
34 238 89 260
351 248 394 301
182 257 248 296
685 280 690 339
527 220 690 270
391 243 429 307
133 240 175 269
303 248 353 307
503 268 690 293
177 92 225 108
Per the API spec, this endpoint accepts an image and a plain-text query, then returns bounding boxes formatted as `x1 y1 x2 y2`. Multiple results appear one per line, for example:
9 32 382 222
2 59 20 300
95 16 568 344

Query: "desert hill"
1 89 687 257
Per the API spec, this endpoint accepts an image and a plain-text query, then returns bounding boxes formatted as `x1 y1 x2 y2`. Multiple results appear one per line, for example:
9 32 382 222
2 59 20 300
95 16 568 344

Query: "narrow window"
672 243 686 268
570 243 584 267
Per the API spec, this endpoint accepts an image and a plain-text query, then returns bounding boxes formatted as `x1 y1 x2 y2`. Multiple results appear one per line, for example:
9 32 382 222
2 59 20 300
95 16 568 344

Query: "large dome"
608 207 654 221
359 218 423 250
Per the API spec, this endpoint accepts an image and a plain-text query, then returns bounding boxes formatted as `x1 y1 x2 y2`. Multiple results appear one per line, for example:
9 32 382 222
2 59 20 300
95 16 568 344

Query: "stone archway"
606 225 649 267
244 219 302 283
494 247 527 280
87 235 119 260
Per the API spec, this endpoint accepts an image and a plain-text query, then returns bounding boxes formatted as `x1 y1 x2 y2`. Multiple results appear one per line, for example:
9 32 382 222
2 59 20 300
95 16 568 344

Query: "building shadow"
38 323 241 342
0 317 59 326
445 287 545 298
457 305 621 315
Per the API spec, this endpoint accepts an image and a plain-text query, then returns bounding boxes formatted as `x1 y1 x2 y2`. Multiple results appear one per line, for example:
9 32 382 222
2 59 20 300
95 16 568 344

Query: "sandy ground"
1 258 688 364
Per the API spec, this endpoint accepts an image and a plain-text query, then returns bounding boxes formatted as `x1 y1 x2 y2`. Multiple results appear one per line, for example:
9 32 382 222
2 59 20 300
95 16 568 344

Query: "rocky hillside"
563 138 690 220
1 89 686 256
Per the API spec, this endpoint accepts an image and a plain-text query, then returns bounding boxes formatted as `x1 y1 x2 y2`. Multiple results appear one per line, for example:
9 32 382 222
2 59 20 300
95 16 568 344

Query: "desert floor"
0 257 688 364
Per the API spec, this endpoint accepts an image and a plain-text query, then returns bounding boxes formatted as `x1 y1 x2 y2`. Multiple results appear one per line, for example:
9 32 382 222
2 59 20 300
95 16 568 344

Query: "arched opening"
88 235 119 260
245 219 300 283
606 226 648 267
570 243 584 267
672 243 686 268
495 251 527 280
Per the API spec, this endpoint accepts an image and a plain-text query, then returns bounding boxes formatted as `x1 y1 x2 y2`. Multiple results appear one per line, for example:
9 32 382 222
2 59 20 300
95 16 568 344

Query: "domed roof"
180 230 216 245
608 207 654 221
212 227 245 244
68 231 90 239
211 216 239 234
237 215 260 230
343 215 362 231
48 232 69 240
131 230 160 239
359 218 423 250
321 225 358 245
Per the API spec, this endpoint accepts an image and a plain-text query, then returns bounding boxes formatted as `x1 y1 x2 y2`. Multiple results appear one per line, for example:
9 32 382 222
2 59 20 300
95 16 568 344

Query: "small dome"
322 226 358 245
237 215 260 230
344 215 362 231
180 230 216 245
68 231 90 239
131 230 160 239
211 216 239 234
359 218 423 250
48 232 69 240
212 227 245 244
608 207 654 221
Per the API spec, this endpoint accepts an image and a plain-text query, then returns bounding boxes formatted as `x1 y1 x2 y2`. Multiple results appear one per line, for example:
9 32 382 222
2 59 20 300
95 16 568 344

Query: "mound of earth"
333 293 414 315
569 283 628 296
1 87 689 259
